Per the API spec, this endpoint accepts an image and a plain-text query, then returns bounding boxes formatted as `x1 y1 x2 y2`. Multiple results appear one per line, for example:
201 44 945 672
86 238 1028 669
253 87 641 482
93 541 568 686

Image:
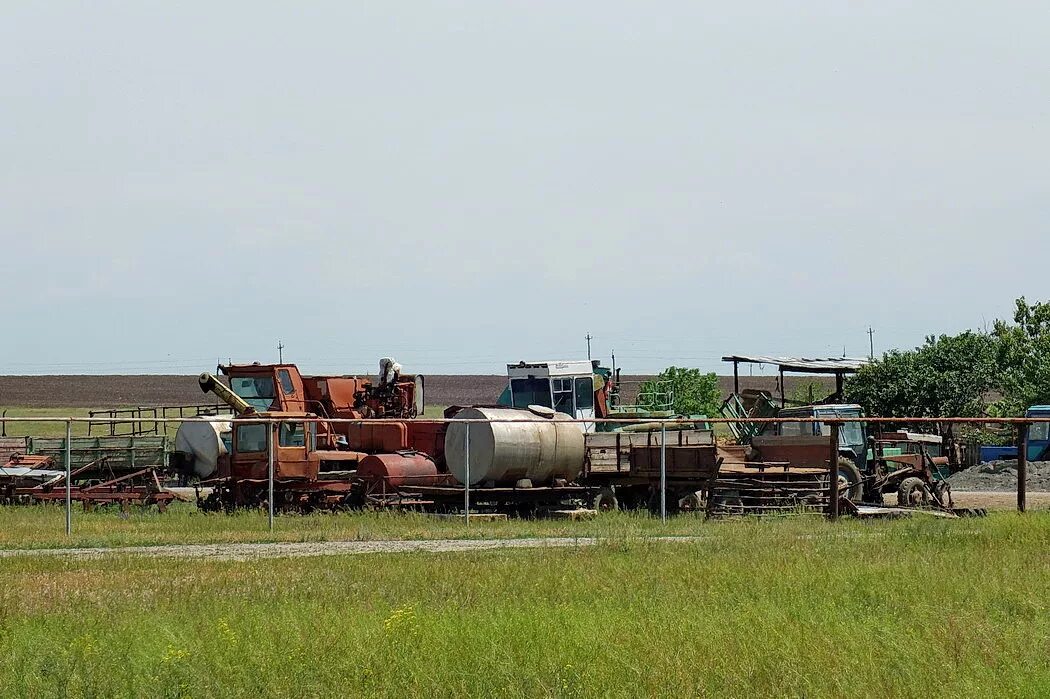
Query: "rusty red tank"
356 451 444 488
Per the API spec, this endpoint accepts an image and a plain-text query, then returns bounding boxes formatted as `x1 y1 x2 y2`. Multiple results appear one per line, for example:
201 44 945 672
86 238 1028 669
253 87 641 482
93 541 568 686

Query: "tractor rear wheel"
836 458 864 502
897 477 930 507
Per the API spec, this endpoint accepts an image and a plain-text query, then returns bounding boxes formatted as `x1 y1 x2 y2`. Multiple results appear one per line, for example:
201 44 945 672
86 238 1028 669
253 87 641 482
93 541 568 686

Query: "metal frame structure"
722 355 871 407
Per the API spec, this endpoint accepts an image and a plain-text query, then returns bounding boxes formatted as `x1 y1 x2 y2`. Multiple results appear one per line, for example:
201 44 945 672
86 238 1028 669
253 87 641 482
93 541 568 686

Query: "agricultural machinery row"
1 353 985 518
164 355 976 518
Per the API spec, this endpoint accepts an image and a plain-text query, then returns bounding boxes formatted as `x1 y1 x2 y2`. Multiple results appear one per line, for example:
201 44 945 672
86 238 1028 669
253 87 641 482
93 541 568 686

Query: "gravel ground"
0 537 614 561
948 460 1050 492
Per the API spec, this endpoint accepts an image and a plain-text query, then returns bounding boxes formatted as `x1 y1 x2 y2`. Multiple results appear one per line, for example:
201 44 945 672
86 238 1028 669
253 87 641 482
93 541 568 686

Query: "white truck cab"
503 360 596 431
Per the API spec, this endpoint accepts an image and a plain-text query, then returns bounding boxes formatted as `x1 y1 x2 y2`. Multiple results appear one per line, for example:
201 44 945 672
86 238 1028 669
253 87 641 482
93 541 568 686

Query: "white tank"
444 406 585 486
174 418 232 478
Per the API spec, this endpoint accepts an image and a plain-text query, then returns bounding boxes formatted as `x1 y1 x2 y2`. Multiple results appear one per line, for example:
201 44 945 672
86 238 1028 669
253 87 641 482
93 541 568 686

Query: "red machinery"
186 359 449 511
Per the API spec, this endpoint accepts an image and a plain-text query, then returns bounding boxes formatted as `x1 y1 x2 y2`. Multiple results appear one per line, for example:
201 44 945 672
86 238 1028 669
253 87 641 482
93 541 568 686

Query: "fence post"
464 422 471 525
267 419 275 531
659 422 667 523
65 419 72 536
1017 422 1028 513
827 422 840 520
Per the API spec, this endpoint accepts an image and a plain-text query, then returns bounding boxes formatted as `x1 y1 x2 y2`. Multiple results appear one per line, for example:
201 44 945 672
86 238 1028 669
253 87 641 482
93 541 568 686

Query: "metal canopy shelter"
722 354 872 407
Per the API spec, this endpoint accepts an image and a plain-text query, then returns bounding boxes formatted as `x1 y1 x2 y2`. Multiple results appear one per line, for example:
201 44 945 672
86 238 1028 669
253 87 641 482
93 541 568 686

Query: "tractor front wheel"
897 477 930 507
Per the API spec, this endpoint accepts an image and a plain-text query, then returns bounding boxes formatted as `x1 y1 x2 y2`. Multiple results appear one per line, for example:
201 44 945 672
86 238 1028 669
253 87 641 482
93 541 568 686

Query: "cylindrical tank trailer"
173 418 232 478
357 451 445 488
443 406 585 486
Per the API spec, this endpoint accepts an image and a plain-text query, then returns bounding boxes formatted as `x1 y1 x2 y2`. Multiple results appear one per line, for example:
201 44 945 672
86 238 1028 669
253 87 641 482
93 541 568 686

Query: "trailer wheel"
592 487 619 512
836 458 864 502
897 477 930 507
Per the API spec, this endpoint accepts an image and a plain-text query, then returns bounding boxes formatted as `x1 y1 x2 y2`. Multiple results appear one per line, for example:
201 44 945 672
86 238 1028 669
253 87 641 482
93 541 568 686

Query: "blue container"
980 446 1018 463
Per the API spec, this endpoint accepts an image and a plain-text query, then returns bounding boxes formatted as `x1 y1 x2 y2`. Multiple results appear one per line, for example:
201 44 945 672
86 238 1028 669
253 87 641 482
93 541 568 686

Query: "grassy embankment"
0 513 1046 697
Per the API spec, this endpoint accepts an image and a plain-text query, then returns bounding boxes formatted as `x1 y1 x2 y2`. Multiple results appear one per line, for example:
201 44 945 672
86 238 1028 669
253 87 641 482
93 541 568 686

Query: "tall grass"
0 514 1046 697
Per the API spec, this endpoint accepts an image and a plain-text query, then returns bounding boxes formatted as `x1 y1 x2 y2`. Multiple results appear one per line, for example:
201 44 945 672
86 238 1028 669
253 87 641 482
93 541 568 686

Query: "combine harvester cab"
182 359 447 512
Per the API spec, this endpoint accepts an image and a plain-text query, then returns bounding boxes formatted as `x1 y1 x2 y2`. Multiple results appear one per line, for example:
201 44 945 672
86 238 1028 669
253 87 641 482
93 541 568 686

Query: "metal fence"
0 415 1044 538
87 404 233 436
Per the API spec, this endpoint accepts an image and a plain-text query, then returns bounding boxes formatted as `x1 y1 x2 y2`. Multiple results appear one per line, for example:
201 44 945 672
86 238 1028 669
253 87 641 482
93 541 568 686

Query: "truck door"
275 421 316 480
1027 418 1050 461
575 376 595 432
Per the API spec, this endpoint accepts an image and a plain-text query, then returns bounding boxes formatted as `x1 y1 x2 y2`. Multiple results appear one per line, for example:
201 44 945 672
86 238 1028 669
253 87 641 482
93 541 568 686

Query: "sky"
1 1 1048 377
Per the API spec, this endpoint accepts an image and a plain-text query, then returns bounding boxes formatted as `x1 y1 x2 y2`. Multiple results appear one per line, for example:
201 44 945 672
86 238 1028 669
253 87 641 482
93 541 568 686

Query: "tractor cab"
1025 406 1050 461
499 360 603 431
229 412 319 480
775 404 869 472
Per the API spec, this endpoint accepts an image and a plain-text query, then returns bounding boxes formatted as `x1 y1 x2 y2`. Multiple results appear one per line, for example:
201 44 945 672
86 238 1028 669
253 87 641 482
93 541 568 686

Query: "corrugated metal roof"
721 355 871 374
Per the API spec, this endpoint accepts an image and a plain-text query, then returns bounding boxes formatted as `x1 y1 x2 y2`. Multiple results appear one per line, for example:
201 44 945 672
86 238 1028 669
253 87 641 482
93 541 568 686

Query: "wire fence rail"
1 415 1044 537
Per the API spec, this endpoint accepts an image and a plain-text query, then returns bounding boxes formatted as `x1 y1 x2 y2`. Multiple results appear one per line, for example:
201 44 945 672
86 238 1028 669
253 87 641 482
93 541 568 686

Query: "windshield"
510 378 552 409
815 408 865 450
1030 421 1050 441
230 376 277 412
235 424 268 453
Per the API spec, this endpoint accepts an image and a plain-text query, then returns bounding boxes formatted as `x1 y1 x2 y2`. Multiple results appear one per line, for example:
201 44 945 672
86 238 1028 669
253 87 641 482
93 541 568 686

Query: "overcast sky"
1 1 1048 376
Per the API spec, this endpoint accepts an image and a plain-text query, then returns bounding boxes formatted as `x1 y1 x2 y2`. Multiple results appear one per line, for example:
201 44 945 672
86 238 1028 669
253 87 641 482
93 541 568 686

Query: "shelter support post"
1018 423 1028 513
826 422 840 520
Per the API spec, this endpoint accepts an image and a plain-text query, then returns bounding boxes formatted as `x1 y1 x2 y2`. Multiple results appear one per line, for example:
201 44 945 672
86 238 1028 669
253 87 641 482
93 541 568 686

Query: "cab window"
279 422 306 447
230 376 276 412
278 369 295 395
553 378 574 414
510 378 552 409
235 424 268 453
779 420 813 437
575 377 594 410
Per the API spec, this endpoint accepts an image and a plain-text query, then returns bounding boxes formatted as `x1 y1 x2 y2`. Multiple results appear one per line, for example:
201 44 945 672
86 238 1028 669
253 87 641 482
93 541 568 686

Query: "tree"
993 296 1050 416
638 367 722 417
844 331 999 420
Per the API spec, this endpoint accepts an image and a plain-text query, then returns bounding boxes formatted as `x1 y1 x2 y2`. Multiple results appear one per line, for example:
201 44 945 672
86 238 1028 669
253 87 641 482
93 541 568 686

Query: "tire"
836 458 864 502
592 487 619 513
897 476 930 507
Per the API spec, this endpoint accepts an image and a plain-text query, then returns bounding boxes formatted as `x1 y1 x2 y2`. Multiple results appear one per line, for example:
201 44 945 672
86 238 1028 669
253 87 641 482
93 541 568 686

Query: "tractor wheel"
897 477 930 507
836 458 864 502
592 487 619 513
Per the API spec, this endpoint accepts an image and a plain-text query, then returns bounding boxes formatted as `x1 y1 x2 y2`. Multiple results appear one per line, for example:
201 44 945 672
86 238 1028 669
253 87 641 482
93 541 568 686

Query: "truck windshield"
511 378 552 409
1030 421 1050 441
230 377 277 412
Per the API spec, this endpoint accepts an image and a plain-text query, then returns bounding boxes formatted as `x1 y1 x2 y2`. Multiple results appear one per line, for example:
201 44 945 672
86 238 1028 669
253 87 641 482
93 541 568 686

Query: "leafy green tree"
844 331 999 419
639 367 721 416
993 297 1050 415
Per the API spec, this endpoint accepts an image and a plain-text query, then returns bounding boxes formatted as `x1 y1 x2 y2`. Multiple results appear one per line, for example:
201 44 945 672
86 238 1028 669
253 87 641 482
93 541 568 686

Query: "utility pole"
277 341 285 363
585 333 593 361
867 327 875 360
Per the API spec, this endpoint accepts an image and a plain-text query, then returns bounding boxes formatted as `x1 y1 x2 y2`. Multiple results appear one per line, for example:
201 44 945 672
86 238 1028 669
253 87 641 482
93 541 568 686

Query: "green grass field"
0 407 121 438
0 513 1046 697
